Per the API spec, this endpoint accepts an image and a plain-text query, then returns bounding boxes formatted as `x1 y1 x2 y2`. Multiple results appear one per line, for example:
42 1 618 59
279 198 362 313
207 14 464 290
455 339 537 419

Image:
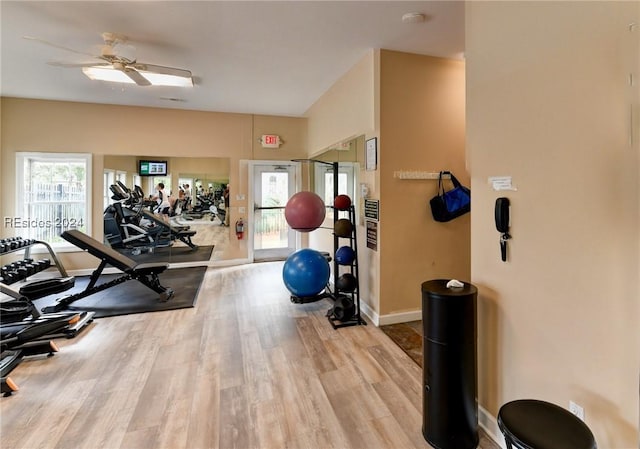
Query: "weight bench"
41 230 174 314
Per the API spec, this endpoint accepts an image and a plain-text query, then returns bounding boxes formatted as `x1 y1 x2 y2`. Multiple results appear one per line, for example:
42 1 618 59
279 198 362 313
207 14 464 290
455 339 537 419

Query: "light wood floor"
0 262 499 449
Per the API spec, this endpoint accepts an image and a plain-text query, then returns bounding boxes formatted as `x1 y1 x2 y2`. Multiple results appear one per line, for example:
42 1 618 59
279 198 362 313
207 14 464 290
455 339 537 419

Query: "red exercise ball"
285 191 326 232
334 194 352 211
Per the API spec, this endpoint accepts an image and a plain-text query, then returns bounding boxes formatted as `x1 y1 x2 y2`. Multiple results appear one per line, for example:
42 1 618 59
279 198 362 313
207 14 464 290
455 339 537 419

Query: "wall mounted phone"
495 197 510 233
495 197 511 262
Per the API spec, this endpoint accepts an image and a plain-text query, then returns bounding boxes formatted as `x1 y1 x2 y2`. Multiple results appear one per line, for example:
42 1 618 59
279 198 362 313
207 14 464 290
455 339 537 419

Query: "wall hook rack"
393 171 451 180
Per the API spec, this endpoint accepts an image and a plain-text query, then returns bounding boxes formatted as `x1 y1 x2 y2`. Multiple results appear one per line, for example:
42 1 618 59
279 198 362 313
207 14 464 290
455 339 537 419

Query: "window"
15 153 92 245
315 163 355 206
116 170 127 185
104 169 115 210
152 176 172 195
132 175 141 190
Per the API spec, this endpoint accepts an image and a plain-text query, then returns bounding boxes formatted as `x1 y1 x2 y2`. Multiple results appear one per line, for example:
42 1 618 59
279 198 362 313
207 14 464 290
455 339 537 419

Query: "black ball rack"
289 159 366 329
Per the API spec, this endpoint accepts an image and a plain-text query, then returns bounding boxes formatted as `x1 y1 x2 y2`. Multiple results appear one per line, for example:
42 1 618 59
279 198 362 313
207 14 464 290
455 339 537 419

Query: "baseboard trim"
479 405 506 449
378 309 422 326
359 301 379 326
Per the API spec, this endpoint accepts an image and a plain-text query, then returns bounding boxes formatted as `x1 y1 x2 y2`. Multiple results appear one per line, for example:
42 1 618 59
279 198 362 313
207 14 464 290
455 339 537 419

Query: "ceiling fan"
26 32 193 87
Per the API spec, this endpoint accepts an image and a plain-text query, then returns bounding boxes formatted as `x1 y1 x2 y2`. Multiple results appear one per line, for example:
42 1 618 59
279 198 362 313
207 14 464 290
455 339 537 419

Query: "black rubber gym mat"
33 267 206 319
115 245 214 264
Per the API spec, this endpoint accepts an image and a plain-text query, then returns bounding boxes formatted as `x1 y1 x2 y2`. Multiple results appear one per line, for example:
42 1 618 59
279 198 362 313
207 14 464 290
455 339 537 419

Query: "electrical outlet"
569 401 585 421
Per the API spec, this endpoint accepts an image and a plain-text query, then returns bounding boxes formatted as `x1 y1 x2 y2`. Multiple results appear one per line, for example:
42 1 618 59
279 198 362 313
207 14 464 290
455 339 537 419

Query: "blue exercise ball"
335 246 356 265
282 248 330 297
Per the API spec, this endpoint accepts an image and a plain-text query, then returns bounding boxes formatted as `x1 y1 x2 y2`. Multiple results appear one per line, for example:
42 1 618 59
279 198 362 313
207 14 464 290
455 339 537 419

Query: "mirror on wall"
307 136 364 254
310 135 362 203
102 155 231 264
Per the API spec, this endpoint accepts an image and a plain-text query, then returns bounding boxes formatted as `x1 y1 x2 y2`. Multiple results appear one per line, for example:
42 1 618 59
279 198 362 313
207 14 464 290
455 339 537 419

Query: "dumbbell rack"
0 237 68 300
328 204 366 329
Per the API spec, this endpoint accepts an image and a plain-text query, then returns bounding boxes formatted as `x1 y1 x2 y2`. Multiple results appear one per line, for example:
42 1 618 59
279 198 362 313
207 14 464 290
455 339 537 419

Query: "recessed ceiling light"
402 12 426 24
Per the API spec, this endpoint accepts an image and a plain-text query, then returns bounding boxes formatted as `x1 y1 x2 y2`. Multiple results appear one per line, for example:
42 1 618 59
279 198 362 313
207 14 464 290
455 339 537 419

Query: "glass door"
253 163 296 261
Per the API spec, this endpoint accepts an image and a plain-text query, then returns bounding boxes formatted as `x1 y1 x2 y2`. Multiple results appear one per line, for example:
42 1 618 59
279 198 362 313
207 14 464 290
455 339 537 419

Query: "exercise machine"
41 230 174 314
0 238 95 338
0 238 94 395
105 182 197 250
0 311 82 396
136 208 198 250
104 202 168 254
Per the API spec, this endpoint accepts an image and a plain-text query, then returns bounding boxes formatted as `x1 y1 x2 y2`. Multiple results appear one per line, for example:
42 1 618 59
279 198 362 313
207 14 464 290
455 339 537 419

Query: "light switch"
239 207 246 214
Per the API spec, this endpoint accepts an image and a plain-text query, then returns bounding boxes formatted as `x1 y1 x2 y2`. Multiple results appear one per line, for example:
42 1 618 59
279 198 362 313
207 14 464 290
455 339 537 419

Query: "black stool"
498 399 597 449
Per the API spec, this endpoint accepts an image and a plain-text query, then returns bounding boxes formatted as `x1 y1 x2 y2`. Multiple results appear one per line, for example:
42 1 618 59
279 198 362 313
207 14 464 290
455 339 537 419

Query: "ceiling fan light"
82 66 135 84
82 66 193 87
139 71 193 87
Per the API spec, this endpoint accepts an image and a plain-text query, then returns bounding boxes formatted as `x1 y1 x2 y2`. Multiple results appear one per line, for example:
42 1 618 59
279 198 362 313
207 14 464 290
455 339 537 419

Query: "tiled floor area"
380 320 424 367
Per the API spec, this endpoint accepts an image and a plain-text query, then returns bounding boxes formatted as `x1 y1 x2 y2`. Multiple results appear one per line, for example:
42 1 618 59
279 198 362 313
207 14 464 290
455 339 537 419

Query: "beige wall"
305 51 381 314
379 50 468 316
304 50 467 320
252 114 308 161
1 98 307 268
466 2 639 447
306 49 377 155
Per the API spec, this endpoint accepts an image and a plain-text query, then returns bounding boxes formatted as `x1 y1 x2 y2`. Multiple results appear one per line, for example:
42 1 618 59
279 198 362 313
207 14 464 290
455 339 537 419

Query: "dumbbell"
3 274 19 285
16 267 29 281
1 268 19 284
10 262 33 276
36 259 51 272
23 259 35 273
23 263 36 276
0 244 7 254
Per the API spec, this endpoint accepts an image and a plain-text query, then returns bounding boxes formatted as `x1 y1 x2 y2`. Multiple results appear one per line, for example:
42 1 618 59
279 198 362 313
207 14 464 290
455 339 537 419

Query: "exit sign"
260 134 282 148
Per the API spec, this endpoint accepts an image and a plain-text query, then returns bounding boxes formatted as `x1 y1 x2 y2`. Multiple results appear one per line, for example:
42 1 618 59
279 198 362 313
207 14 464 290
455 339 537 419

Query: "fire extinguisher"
235 218 245 240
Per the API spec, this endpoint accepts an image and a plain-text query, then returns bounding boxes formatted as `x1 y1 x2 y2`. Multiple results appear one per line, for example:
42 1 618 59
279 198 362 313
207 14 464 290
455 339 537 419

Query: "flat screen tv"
138 160 168 176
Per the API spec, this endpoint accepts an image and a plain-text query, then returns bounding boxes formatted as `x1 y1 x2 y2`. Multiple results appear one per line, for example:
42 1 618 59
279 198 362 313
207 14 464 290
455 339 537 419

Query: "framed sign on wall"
366 137 377 171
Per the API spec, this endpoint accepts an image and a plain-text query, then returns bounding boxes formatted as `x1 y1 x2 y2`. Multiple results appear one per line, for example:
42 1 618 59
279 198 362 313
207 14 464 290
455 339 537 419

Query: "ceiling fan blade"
47 61 109 68
131 62 192 78
123 67 151 86
23 36 97 58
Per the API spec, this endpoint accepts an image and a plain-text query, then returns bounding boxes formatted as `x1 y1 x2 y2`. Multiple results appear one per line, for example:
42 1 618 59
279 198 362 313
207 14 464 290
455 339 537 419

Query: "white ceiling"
1 1 464 117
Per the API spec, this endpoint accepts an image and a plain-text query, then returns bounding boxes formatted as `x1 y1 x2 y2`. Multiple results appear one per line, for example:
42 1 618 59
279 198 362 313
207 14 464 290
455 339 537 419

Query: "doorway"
251 162 298 262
